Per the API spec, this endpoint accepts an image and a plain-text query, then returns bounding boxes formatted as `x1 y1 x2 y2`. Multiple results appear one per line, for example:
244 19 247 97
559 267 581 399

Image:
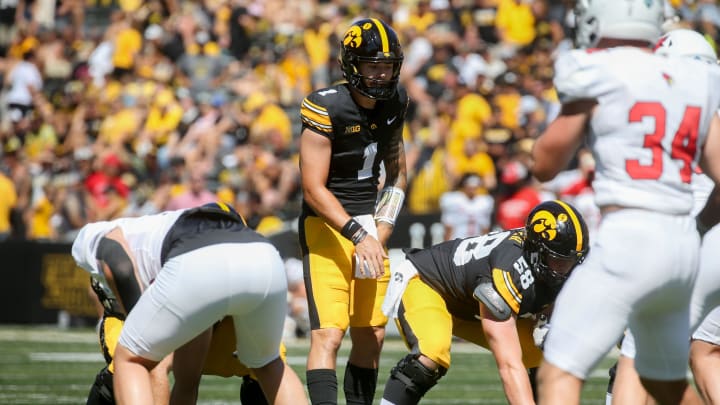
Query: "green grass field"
0 325 617 404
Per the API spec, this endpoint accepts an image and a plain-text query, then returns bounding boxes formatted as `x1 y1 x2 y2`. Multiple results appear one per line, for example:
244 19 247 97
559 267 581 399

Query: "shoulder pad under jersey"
553 49 618 104
473 282 513 321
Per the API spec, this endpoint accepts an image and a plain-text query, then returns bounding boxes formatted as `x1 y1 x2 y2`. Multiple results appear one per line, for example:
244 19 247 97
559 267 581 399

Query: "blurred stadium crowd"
0 0 716 243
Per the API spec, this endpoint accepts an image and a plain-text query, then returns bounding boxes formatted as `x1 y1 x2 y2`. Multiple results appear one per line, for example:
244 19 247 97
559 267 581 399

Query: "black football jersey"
406 229 560 321
300 83 409 216
161 204 269 265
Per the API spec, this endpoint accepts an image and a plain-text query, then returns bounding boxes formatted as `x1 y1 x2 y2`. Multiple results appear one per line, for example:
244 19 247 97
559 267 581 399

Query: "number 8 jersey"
554 47 720 214
406 229 558 321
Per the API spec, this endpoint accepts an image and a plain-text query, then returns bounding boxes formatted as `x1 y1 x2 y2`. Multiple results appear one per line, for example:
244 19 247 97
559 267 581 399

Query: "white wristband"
374 186 405 225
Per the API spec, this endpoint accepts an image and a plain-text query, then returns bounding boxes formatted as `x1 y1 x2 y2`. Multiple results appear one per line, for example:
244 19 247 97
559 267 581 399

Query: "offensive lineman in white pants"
610 28 720 405
616 219 720 404
530 1 720 403
72 202 308 405
689 201 720 404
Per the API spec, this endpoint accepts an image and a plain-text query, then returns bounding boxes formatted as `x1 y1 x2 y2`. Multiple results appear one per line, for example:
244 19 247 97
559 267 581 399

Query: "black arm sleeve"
96 237 142 312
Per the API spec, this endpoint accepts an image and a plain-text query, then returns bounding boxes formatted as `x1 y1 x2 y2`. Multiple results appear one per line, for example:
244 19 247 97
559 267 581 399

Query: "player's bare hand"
353 235 387 279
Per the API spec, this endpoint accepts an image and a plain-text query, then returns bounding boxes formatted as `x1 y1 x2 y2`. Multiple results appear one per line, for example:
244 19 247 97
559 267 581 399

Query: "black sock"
306 369 338 405
343 363 378 405
240 375 268 405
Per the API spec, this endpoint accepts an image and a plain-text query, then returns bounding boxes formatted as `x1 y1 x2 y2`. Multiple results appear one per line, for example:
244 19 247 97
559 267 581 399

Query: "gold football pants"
300 215 389 331
394 276 543 370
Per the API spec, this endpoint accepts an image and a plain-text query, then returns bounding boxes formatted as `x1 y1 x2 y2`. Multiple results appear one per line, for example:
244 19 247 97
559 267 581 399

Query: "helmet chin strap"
529 251 540 270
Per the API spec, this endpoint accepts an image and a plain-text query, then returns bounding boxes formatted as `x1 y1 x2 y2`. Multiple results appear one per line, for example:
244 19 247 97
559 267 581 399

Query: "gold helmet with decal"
339 18 403 100
524 200 589 287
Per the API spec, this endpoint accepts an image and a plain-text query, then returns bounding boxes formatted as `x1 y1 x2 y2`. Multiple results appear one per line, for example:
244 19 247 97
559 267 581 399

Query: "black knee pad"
389 354 446 398
86 367 114 405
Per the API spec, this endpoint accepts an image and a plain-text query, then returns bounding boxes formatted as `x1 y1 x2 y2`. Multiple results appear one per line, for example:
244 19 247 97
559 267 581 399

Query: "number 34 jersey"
554 47 720 215
406 229 558 322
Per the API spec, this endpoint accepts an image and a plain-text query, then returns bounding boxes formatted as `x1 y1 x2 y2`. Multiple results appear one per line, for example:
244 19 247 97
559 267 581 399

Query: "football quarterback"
298 17 408 405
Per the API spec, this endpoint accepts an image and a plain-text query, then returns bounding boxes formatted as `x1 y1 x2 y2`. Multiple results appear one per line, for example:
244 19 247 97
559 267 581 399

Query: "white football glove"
533 315 550 349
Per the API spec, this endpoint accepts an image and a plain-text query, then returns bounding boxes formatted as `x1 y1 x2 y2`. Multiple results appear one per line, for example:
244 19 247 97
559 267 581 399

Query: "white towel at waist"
381 258 419 318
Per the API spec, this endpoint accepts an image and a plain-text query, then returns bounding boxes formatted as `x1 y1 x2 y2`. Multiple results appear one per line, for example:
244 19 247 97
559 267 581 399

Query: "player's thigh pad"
543 210 698 380
119 242 287 364
396 277 453 369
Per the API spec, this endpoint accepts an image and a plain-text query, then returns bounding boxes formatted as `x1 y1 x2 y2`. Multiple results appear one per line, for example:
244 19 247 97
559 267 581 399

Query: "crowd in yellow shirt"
0 0 711 240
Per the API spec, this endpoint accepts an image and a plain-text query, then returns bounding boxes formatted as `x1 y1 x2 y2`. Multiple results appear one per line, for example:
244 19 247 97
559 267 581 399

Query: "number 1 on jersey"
358 142 378 180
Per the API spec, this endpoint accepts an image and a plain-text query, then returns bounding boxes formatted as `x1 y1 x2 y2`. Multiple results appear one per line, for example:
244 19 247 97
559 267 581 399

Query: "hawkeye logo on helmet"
343 26 362 48
530 210 558 241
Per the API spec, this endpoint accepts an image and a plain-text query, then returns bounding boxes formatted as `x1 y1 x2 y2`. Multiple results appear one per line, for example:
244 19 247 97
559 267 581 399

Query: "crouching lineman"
86 273 282 405
72 202 307 405
380 200 589 404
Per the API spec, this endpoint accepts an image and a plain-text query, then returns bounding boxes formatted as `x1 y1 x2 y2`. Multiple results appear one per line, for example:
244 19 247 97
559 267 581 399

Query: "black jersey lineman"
390 228 561 374
407 228 560 322
382 200 589 405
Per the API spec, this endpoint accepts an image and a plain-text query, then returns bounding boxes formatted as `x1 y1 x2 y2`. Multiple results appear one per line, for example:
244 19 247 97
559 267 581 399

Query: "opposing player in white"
655 27 720 405
608 27 720 405
72 203 308 405
439 174 494 240
530 1 720 403
689 177 720 403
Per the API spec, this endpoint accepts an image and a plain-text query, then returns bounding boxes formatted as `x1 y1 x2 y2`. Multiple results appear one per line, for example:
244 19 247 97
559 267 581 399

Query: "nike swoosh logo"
387 116 397 125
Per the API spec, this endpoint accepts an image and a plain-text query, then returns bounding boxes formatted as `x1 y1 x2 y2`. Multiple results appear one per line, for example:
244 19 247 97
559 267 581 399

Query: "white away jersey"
72 209 186 288
554 47 720 214
439 191 494 239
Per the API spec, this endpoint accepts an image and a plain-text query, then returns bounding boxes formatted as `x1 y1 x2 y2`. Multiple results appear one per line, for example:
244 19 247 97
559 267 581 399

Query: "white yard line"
28 352 103 362
0 327 98 343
